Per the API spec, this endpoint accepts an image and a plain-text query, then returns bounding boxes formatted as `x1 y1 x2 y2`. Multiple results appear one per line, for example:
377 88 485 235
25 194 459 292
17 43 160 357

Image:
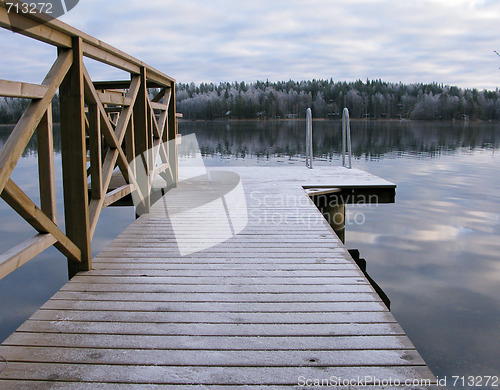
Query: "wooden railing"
0 1 178 279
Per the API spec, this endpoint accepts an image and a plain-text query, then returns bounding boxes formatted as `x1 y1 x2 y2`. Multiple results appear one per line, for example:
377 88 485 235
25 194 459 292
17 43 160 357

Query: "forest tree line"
0 96 60 124
177 79 500 121
2 79 500 123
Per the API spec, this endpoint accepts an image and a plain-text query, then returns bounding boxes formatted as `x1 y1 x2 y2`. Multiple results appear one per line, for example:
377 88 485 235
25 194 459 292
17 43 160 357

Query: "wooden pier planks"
0 166 435 388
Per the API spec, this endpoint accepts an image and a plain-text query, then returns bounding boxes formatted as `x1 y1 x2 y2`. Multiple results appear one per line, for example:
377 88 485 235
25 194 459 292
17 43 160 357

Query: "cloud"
1 0 499 88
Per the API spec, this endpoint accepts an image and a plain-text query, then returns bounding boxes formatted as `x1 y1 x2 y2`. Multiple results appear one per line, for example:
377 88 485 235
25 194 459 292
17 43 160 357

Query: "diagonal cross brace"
83 73 146 237
82 68 145 202
1 179 81 261
0 50 73 196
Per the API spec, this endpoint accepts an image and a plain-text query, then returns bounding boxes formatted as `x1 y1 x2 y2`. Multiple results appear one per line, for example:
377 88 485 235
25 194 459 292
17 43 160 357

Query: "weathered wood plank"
106 234 338 241
166 84 178 184
65 276 368 285
0 346 425 366
90 262 357 270
150 101 169 111
50 291 380 303
81 42 141 75
93 80 166 90
87 102 102 200
0 50 72 194
0 79 49 99
132 67 151 215
0 5 72 48
30 309 395 324
88 152 120 237
0 363 436 384
0 155 433 386
96 90 132 106
104 242 343 250
59 37 90 275
88 76 142 235
93 252 348 259
40 300 387 313
103 185 134 208
1 179 81 261
91 257 351 264
125 115 136 179
36 105 57 223
148 98 161 139
108 236 339 242
81 67 131 185
18 321 404 337
119 227 334 234
0 383 441 390
114 76 141 140
2 333 415 351
0 2 173 86
75 269 364 277
153 162 171 179
0 234 57 280
59 282 371 293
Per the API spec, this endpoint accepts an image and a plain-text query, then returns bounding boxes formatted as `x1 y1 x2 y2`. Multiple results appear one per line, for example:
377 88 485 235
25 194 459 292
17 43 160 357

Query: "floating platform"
0 166 437 388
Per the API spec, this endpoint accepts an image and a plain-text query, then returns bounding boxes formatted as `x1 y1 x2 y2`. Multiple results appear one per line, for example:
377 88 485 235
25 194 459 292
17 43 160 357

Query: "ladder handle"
306 108 313 169
342 108 352 169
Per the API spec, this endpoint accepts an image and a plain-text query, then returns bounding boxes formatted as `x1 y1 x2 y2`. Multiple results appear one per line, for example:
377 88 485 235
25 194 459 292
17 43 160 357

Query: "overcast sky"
1 0 499 89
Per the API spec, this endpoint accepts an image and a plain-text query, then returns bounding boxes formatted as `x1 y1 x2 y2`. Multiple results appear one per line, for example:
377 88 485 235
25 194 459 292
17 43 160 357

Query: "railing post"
0 7 177 280
59 37 92 278
37 103 57 223
167 84 178 186
133 67 151 215
125 115 136 179
88 102 102 201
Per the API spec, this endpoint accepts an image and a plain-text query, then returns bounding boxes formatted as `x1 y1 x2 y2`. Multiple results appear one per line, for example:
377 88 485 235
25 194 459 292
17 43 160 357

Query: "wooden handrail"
0 0 174 87
0 1 178 280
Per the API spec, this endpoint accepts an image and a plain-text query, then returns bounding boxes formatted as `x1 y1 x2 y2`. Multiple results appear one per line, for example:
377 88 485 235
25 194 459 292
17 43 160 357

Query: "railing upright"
306 108 313 169
0 3 178 280
342 108 352 169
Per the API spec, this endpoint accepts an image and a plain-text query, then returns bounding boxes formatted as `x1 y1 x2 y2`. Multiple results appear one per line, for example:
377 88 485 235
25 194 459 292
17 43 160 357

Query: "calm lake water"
1 120 499 384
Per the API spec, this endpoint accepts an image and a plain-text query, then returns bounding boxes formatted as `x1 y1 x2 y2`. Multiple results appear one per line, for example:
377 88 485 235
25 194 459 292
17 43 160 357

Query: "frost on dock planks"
0 166 436 389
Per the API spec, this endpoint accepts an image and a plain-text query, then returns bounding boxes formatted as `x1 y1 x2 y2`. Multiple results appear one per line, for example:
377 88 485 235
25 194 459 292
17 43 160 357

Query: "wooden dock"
0 166 436 388
0 6 435 389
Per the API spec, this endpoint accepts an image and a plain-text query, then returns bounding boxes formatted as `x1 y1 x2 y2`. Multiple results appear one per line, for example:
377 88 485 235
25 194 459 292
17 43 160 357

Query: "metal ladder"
342 108 352 169
306 108 313 169
306 107 352 169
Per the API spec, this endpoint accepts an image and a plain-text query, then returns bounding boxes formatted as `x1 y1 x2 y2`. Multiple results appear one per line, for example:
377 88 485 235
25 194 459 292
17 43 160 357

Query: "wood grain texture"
0 234 57 279
0 79 49 99
36 106 57 223
0 383 440 390
59 37 91 274
0 166 434 387
0 50 72 194
0 3 177 283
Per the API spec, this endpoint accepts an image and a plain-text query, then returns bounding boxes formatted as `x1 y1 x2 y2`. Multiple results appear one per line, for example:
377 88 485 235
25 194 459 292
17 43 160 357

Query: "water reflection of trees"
1 121 498 159
180 120 500 159
0 124 62 156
